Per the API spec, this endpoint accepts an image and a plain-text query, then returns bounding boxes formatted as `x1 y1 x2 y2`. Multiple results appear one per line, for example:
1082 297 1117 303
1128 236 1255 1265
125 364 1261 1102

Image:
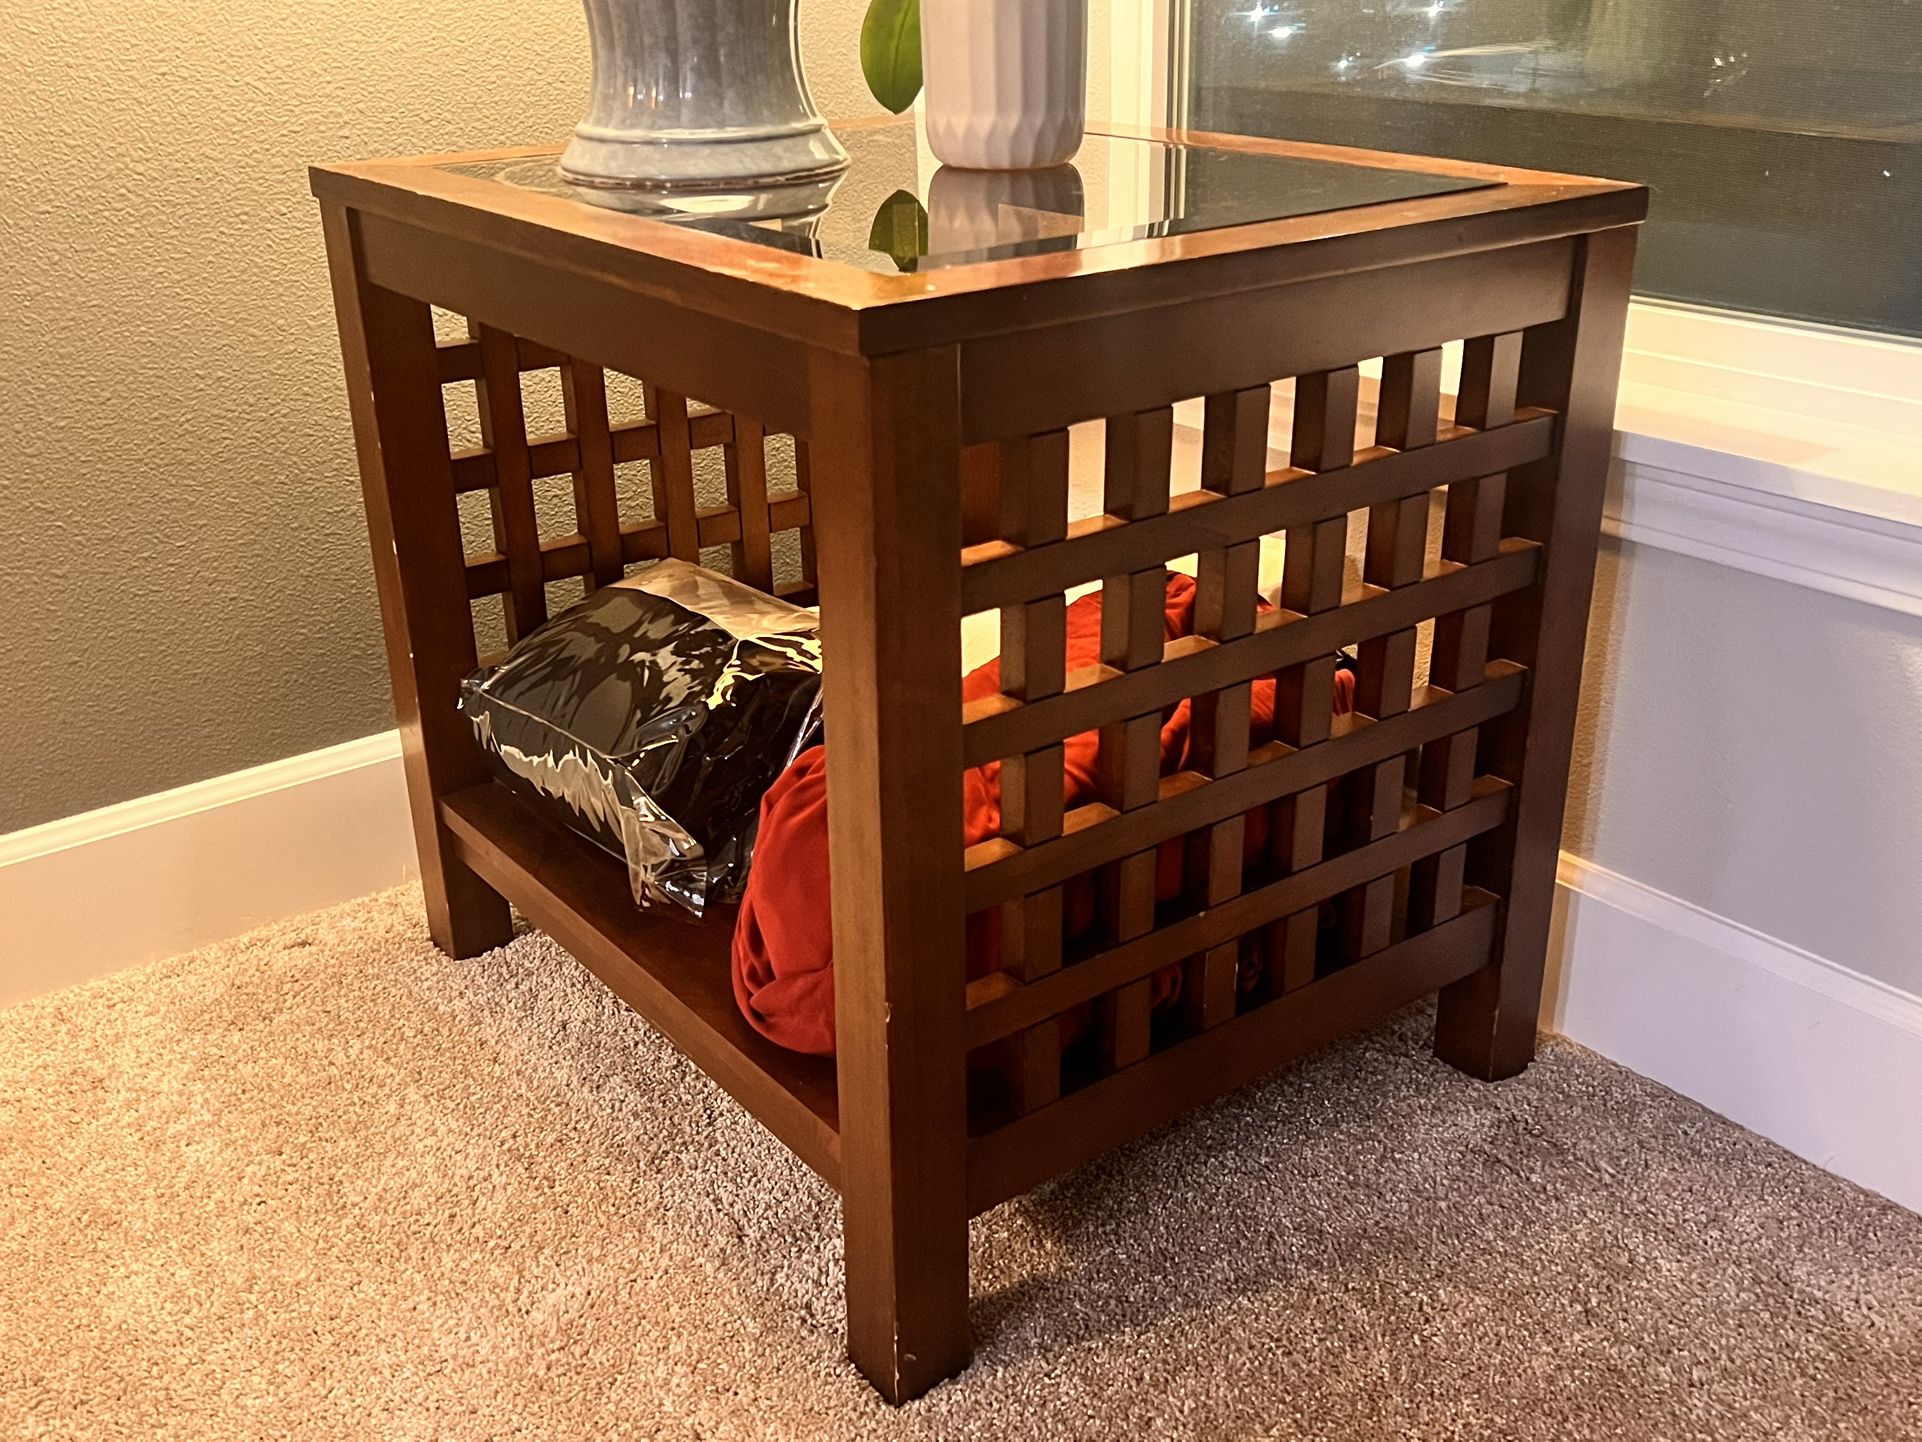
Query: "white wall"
1546 493 1922 1211
1571 540 1922 997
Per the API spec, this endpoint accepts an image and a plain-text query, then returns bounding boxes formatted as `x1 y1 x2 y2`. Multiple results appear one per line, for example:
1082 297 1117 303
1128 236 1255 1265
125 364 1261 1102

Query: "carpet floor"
3 887 1918 1441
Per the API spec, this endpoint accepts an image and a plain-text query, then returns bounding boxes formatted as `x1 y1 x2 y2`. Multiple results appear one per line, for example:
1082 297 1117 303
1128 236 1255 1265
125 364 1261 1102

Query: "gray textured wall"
0 0 879 833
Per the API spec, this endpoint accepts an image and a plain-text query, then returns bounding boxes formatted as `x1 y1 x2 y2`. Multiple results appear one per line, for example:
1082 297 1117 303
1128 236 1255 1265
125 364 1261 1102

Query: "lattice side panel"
958 339 1555 1130
433 323 815 660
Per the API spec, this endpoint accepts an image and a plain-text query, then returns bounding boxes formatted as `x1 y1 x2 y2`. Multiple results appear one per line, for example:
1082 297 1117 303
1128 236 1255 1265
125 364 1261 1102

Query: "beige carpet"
3 888 1918 1441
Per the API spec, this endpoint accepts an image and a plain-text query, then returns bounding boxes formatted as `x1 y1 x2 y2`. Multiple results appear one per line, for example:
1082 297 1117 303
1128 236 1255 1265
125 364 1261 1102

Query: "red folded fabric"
731 573 1356 1056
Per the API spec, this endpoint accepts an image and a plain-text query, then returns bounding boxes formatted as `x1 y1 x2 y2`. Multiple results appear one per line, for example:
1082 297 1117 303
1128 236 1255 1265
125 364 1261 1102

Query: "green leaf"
860 0 922 114
866 189 930 272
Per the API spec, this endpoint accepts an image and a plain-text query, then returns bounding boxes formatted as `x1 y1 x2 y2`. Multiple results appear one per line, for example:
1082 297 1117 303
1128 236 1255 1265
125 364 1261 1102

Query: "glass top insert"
443 122 1495 276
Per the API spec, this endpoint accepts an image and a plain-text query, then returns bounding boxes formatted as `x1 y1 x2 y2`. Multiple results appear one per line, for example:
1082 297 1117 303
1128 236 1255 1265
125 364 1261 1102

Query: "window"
1184 0 1922 338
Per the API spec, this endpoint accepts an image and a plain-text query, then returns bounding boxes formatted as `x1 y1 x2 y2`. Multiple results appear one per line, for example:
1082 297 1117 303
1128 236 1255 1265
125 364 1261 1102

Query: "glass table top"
443 122 1495 277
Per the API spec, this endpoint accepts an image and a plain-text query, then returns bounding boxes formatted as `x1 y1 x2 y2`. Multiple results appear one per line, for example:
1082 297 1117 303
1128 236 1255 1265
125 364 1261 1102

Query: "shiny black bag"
458 559 823 917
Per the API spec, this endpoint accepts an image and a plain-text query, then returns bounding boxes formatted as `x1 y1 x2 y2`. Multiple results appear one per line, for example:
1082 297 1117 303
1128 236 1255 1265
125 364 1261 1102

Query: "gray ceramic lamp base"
563 0 848 195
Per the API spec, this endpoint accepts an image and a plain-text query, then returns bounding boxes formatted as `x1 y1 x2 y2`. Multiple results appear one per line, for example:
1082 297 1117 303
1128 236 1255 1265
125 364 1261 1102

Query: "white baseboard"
1544 854 1922 1214
0 733 415 1008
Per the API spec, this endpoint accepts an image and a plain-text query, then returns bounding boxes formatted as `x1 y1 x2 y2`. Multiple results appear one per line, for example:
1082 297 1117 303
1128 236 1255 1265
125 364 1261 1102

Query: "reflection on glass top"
442 122 1494 276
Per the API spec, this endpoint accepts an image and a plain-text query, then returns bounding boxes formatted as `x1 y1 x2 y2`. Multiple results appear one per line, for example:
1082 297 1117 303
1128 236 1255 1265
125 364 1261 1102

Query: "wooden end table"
312 117 1643 1402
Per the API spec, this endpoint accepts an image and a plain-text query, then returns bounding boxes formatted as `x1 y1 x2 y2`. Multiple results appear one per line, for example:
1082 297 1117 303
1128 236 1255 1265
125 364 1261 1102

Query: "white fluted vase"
561 0 848 192
922 0 1088 171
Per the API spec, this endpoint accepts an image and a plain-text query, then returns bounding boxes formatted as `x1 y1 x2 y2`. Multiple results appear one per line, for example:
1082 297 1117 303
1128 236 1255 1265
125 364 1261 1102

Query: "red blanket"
731 574 1356 1055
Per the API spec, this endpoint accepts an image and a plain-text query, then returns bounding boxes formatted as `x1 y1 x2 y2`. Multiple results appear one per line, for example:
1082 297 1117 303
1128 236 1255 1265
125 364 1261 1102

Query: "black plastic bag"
459 559 823 917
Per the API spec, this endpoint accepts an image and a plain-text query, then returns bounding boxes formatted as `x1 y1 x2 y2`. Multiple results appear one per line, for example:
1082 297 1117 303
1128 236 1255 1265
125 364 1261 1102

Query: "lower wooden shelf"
439 782 842 1188
442 782 1499 1217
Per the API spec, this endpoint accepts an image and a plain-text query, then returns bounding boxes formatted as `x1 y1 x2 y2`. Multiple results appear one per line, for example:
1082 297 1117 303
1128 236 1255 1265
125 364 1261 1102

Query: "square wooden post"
1434 226 1638 1080
320 203 514 959
807 345 972 1402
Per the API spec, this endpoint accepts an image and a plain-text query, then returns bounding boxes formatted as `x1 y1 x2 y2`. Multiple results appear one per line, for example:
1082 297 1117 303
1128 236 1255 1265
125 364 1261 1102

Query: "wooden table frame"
312 119 1644 1403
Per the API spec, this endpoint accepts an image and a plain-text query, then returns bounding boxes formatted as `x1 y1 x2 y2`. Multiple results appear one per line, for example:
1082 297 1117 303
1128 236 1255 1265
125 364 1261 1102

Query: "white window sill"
1606 302 1922 618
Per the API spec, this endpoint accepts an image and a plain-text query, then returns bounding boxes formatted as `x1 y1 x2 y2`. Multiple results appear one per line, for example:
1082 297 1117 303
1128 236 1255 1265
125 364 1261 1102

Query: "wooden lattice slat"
561 359 625 589
1095 406 1174 1070
960 442 1003 547
725 416 775 591
434 333 564 384
1342 349 1444 958
967 891 1503 1217
1410 332 1524 929
791 439 820 598
994 430 1071 1112
644 384 704 561
1261 367 1357 995
473 324 547 640
1183 386 1270 1029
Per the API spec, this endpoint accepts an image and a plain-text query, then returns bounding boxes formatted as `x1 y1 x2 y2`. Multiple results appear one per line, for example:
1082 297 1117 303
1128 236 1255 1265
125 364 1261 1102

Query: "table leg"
1435 226 1637 1080
809 346 972 1403
320 204 513 958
